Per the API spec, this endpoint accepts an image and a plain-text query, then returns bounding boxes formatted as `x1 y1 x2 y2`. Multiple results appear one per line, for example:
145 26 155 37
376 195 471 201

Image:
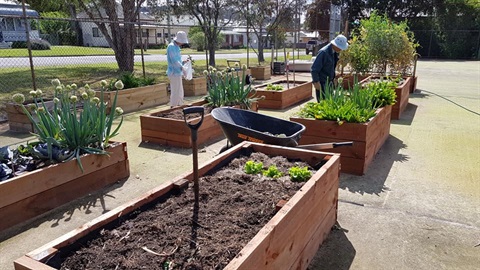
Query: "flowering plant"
204 64 260 109
11 79 124 171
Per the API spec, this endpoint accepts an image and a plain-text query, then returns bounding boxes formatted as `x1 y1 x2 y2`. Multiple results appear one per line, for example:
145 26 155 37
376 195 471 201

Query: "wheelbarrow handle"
183 106 205 131
295 141 353 151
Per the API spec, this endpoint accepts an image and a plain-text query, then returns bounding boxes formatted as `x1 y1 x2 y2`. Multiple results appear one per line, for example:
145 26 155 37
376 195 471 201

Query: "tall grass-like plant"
11 79 124 171
204 65 260 109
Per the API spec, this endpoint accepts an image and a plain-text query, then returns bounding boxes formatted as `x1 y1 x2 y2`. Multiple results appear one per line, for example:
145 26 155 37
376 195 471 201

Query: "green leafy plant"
265 84 284 91
297 82 377 124
11 79 124 171
108 73 156 91
363 77 398 107
244 160 263 174
204 65 261 109
288 166 312 182
262 165 283 178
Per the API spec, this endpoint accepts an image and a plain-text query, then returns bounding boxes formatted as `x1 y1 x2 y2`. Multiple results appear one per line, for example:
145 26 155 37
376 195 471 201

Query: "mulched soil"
57 152 311 270
154 105 213 121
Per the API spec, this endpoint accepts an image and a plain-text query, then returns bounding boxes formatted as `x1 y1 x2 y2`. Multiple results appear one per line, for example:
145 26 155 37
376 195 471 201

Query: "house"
0 3 40 46
77 4 197 48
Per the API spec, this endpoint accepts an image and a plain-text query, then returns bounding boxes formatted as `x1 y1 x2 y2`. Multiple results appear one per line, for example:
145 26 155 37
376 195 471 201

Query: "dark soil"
154 105 213 121
57 152 312 270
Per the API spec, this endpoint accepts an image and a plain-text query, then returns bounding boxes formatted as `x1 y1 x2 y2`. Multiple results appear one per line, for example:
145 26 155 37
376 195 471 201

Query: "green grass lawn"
0 46 249 57
0 54 310 119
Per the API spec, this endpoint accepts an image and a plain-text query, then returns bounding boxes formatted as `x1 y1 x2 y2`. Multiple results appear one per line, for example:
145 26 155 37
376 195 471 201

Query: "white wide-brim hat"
331 34 349 50
174 31 189 44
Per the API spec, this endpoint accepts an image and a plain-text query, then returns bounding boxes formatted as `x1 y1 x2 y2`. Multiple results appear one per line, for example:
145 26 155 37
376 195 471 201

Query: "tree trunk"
68 4 83 46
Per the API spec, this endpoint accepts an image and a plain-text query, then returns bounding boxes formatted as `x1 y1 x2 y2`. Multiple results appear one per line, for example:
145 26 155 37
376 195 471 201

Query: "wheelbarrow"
211 107 353 152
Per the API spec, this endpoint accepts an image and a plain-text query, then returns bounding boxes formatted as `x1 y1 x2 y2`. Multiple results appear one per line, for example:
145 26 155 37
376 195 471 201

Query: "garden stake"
183 106 205 205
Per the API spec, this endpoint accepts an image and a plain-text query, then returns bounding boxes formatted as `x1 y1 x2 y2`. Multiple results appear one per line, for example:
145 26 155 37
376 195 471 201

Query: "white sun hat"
331 34 349 50
174 31 189 44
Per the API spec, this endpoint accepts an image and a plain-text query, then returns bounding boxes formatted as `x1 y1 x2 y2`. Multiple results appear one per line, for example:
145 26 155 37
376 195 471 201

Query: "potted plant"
253 79 313 109
290 80 396 175
140 66 260 148
14 142 340 269
182 55 208 96
95 73 168 114
0 79 130 232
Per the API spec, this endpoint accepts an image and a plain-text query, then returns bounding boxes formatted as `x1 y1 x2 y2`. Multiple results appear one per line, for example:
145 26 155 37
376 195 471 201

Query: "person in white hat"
166 31 189 107
310 34 349 101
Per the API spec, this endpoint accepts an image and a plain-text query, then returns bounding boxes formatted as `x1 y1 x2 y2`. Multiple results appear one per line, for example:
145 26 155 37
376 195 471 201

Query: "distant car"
306 40 322 55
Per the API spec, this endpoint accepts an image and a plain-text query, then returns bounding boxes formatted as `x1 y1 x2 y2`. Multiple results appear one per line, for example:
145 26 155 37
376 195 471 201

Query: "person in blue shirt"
166 31 189 107
310 34 349 101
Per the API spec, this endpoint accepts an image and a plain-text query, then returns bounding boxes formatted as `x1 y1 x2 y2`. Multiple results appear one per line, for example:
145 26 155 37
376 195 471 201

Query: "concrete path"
0 60 479 270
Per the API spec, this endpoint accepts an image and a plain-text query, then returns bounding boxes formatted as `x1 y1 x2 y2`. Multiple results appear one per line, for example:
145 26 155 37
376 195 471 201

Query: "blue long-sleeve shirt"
166 41 183 76
310 43 339 84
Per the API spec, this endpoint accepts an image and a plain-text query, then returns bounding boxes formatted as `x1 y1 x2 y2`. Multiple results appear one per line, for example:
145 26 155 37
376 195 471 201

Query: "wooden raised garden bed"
95 83 168 114
290 105 392 175
14 141 340 270
360 76 412 120
0 142 130 232
140 101 224 148
254 80 313 109
249 65 271 80
338 73 370 89
5 100 54 133
183 76 207 96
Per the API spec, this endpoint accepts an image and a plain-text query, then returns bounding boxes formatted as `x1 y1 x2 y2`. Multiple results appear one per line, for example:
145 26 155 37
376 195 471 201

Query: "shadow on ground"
339 135 408 196
391 103 418 126
0 177 128 243
308 222 356 270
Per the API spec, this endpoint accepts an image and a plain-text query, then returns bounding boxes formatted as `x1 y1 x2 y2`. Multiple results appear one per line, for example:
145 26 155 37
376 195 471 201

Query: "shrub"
11 39 51 50
108 73 156 90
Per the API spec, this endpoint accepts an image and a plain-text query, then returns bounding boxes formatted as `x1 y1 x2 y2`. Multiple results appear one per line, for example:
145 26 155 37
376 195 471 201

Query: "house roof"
0 3 39 17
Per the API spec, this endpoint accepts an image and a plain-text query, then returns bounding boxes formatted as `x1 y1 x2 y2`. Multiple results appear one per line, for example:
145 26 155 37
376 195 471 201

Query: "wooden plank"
292 117 369 141
14 256 55 270
0 142 128 209
290 206 337 269
0 160 129 232
8 122 33 132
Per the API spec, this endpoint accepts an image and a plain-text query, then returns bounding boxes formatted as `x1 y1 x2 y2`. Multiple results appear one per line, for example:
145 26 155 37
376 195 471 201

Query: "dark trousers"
315 82 327 102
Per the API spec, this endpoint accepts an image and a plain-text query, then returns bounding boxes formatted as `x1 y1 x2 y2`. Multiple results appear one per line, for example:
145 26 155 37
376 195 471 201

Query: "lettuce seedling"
288 166 312 182
263 165 283 178
244 160 263 174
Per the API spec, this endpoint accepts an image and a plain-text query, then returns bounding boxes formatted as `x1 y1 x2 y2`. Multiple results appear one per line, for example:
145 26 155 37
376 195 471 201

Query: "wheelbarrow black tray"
211 107 305 147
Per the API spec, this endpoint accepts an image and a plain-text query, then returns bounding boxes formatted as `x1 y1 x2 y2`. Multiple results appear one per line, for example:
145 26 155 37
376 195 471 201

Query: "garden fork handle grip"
183 106 205 132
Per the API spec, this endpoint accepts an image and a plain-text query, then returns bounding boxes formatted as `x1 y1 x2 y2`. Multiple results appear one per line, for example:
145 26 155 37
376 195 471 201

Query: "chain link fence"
1 14 479 121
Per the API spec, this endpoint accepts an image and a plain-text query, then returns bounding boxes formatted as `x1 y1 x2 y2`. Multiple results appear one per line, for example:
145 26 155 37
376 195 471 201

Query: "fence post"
427 30 433 58
137 9 146 79
21 0 36 90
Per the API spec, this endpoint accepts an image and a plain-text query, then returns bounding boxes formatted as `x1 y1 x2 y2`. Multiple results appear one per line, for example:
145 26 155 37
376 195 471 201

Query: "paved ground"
0 60 479 270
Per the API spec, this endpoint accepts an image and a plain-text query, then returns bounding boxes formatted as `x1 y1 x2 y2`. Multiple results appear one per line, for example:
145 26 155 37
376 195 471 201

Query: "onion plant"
11 79 124 171
204 64 260 109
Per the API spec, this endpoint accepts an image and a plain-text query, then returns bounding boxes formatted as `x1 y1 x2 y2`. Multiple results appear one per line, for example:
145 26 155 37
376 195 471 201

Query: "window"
142 30 148 38
6 18 15 31
157 33 162 38
92 27 102 37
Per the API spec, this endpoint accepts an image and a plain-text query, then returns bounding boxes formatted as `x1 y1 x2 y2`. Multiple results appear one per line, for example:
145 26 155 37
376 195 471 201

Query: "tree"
76 0 146 72
171 0 234 67
238 0 300 64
